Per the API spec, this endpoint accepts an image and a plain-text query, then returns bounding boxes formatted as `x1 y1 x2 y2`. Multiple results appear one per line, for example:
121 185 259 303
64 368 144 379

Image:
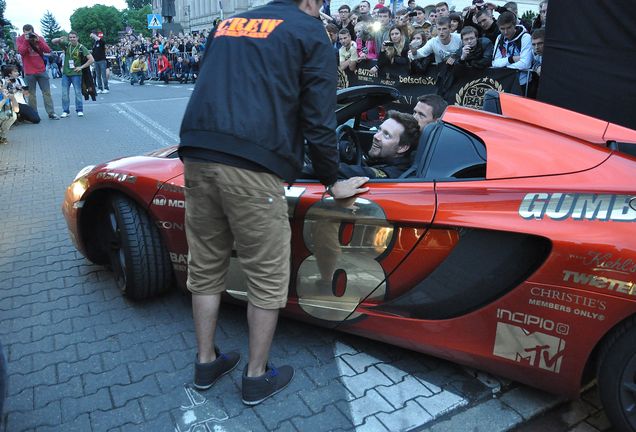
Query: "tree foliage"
521 10 537 27
40 11 63 44
0 0 16 48
121 6 152 38
126 0 151 10
69 4 153 45
70 4 122 45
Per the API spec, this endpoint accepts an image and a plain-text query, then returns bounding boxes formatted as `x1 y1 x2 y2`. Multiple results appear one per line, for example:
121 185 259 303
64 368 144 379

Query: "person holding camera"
2 65 41 124
374 7 392 49
354 22 378 61
372 26 410 75
395 10 415 39
0 82 19 144
16 24 59 120
454 26 492 71
130 54 148 85
408 30 434 74
411 6 428 29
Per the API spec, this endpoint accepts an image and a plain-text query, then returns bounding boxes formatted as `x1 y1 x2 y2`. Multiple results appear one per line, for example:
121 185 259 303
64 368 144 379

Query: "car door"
283 181 437 328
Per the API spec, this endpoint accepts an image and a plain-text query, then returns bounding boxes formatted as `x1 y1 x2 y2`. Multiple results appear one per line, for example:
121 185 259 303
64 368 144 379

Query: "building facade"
152 0 269 32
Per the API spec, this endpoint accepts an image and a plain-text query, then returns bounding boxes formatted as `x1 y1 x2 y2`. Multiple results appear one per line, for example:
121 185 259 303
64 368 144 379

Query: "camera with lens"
5 83 15 94
383 41 394 47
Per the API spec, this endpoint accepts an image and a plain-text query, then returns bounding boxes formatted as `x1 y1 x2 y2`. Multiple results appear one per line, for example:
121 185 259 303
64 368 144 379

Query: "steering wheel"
301 124 364 178
336 124 363 166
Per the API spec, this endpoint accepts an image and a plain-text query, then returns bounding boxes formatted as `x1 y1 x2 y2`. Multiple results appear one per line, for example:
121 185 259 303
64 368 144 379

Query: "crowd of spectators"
329 0 547 96
106 31 207 84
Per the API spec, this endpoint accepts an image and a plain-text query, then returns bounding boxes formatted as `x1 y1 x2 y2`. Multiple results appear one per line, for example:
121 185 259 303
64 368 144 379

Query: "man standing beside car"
178 0 369 406
16 24 59 120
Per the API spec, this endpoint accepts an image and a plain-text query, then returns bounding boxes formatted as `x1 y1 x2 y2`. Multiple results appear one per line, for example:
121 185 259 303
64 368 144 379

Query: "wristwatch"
321 184 336 200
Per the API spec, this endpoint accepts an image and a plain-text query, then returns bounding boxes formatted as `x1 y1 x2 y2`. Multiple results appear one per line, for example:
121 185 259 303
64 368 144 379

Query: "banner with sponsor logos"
338 60 522 110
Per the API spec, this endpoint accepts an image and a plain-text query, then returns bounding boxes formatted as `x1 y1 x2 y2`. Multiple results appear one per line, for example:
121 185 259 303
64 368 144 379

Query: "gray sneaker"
193 346 241 390
242 364 294 406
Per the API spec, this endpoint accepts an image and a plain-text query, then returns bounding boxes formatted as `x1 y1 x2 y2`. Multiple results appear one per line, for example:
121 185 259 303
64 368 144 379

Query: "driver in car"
338 111 421 179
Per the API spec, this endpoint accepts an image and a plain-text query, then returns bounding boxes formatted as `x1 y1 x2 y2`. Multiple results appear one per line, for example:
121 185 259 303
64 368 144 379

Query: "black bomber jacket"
179 0 339 186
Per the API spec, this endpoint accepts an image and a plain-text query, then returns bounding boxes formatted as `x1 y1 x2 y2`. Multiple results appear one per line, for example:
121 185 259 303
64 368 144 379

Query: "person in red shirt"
156 52 172 84
15 24 59 120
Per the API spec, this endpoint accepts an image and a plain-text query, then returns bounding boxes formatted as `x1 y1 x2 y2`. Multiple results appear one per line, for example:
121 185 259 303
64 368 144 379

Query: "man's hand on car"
331 176 370 200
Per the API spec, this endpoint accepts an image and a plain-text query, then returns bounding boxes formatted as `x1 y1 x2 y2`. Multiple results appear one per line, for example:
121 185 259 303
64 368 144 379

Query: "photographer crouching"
0 82 19 144
16 24 60 120
2 66 41 124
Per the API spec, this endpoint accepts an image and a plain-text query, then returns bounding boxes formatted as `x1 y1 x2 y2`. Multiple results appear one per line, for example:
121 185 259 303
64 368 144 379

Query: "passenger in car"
338 110 420 179
413 94 448 132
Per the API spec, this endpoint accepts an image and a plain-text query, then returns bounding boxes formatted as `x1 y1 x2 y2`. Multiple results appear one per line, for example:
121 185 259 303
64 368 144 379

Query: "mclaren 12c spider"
62 86 636 430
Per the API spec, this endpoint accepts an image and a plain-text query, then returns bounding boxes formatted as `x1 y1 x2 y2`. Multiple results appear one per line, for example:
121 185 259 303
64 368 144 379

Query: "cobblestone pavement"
513 387 613 432
0 79 610 431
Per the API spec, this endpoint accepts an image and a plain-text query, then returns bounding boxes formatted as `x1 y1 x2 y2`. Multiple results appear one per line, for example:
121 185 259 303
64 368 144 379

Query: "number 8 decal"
296 197 394 322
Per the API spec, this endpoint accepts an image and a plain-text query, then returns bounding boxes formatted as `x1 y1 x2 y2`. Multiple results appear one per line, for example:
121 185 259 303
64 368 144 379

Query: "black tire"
597 316 636 432
107 194 173 300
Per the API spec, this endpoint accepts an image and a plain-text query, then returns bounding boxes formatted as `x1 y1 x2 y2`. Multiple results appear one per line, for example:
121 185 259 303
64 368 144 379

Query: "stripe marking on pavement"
114 103 170 147
119 102 180 143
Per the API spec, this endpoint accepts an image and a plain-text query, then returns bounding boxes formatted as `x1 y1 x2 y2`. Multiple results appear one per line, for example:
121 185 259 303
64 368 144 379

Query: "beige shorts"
184 160 291 309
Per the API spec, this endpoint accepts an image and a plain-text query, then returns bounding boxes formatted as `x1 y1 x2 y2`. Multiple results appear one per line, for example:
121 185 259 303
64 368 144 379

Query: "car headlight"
73 165 96 181
71 179 89 199
69 165 95 206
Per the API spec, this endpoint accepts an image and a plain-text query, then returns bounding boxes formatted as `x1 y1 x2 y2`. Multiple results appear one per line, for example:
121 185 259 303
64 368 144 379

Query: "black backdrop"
538 0 636 130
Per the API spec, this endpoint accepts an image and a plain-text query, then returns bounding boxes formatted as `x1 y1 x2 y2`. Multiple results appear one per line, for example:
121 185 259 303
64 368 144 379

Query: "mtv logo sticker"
493 322 565 373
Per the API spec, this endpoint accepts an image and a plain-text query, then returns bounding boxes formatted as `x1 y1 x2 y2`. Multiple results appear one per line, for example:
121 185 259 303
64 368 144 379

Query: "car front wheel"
598 317 636 432
107 194 173 300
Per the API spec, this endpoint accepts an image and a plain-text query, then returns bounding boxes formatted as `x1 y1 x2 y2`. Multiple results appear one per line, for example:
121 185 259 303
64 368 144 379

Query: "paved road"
0 77 611 431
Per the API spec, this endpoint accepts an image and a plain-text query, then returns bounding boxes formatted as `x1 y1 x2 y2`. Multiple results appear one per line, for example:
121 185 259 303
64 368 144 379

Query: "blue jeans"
131 71 146 85
94 60 109 90
62 74 83 113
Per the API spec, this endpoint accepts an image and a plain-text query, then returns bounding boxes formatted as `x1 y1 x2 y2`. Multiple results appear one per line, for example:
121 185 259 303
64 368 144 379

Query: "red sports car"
62 86 636 431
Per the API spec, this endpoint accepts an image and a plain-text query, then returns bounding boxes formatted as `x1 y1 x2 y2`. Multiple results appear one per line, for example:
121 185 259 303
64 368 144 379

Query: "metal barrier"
108 51 200 82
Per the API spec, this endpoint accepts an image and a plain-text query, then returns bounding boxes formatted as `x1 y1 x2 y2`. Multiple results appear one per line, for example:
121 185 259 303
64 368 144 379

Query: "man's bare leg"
246 303 279 377
192 293 221 363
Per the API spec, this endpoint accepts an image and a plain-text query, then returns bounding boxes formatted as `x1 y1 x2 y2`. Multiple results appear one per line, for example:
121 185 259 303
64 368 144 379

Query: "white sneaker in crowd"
96 89 103 94
102 89 110 94
60 112 69 118
77 112 84 117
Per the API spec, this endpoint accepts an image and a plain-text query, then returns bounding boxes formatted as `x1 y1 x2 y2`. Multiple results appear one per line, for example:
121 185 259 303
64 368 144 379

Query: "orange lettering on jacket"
215 18 283 39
